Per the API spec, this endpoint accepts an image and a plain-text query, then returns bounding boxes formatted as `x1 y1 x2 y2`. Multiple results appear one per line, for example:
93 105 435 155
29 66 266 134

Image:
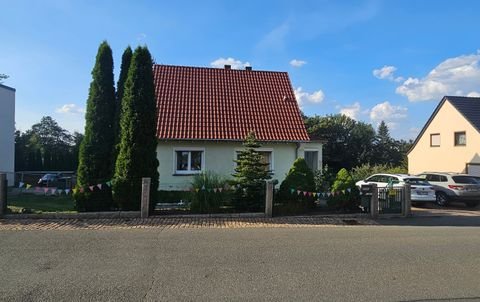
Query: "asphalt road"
1 226 479 302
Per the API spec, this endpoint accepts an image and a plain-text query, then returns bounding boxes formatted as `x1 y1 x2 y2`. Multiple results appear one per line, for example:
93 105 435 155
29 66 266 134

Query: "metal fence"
378 187 404 214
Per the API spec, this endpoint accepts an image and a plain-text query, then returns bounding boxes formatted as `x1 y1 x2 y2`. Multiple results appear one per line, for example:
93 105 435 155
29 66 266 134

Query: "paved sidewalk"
0 215 377 231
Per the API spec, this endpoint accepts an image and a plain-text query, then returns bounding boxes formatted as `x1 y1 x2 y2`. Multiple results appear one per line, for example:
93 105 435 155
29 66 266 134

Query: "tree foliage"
305 114 410 173
232 132 271 210
75 41 116 211
0 73 8 83
113 46 133 165
113 46 159 211
14 117 82 171
327 168 360 210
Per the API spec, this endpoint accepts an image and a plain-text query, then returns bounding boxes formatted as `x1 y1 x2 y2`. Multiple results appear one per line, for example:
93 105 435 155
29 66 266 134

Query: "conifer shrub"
327 168 360 210
232 132 271 211
276 158 316 214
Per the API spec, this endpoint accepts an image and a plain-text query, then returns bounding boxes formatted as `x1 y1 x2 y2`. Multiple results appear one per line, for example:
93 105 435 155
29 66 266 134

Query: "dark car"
37 173 70 187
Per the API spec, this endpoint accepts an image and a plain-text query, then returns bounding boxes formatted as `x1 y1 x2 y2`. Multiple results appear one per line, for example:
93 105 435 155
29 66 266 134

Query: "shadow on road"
376 202 480 227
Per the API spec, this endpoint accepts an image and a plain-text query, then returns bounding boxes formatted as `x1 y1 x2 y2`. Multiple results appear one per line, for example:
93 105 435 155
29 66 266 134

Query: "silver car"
417 172 480 207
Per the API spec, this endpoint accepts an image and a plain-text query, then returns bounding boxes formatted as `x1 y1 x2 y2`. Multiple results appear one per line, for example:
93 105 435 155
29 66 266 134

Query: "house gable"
408 97 480 174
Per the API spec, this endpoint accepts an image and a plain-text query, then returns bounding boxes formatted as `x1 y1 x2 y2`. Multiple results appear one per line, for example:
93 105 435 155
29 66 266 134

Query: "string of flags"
289 187 353 198
17 180 113 195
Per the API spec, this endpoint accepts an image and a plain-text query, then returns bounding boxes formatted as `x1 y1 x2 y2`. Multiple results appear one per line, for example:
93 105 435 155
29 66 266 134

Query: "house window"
304 151 319 171
430 133 440 147
454 131 466 146
175 150 204 174
236 150 273 172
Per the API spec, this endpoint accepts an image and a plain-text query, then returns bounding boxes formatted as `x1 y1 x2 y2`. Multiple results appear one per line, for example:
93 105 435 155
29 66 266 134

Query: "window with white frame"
175 150 204 174
236 150 273 172
430 133 440 147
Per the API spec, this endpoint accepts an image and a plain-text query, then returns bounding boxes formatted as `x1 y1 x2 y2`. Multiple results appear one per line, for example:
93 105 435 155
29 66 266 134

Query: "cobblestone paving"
0 216 377 231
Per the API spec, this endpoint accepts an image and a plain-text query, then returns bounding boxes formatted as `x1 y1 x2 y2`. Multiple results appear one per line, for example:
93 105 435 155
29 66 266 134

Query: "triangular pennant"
51 188 56 194
218 188 223 192
347 188 351 193
303 191 307 196
65 189 70 194
43 188 49 193
97 184 102 190
327 192 331 197
342 190 346 194
79 187 84 193
297 190 301 195
290 188 295 194
58 189 63 194
106 181 112 187
313 192 317 197
195 188 200 192
72 188 77 194
207 188 212 192
213 188 218 193
26 184 32 190
89 185 95 192
18 182 24 188
308 192 312 197
201 185 205 190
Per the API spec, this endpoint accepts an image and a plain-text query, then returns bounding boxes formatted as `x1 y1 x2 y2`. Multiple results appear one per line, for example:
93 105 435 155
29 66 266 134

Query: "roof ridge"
153 64 288 74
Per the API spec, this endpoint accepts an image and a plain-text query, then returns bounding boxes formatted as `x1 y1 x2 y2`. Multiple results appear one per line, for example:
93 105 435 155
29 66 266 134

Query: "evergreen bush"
232 132 271 211
75 41 116 211
327 168 360 210
113 46 159 211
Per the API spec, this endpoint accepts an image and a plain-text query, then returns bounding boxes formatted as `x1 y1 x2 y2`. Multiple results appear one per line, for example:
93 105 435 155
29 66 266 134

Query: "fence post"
0 173 6 216
403 183 411 217
141 177 151 218
370 184 378 219
265 181 273 218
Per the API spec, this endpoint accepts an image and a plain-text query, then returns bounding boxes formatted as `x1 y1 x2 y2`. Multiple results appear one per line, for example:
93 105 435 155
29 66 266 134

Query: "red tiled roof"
154 65 310 142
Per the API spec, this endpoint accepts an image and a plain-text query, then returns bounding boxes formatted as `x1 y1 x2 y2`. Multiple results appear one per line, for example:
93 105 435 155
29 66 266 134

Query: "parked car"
37 173 72 188
416 172 480 207
355 174 436 204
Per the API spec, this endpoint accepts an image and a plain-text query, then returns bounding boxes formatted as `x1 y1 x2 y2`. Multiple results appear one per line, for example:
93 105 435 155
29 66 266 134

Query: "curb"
2 211 140 220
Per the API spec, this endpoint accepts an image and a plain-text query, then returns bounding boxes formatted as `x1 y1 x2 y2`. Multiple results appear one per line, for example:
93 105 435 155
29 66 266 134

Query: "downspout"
295 142 301 159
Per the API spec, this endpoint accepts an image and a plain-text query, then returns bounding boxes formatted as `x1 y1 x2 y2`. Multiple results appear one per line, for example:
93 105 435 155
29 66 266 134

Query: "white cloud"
290 59 307 67
373 65 397 80
339 102 361 120
467 91 480 97
210 57 251 69
294 87 325 107
55 103 85 115
396 51 480 101
369 101 407 129
137 33 147 41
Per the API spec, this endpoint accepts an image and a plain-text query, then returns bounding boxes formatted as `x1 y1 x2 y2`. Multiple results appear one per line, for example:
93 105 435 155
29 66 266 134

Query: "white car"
356 174 436 204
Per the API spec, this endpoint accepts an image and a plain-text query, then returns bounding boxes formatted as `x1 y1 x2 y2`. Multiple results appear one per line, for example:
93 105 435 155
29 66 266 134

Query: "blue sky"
1 0 480 140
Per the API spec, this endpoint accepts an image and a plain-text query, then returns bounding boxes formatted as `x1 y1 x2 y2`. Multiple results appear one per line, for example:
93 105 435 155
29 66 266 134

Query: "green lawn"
7 193 77 214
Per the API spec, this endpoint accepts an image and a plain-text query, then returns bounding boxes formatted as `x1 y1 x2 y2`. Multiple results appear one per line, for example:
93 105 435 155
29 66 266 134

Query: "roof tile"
153 65 309 142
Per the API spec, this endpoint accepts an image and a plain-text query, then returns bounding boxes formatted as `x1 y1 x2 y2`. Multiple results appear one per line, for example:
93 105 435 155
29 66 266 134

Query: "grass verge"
7 193 77 214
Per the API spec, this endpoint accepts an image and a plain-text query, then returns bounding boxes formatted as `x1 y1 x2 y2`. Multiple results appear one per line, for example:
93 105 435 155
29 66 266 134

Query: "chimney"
224 64 231 70
245 66 252 71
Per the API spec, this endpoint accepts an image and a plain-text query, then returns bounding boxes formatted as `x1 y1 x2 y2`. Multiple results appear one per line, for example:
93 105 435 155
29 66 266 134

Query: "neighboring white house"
153 64 323 190
0 83 15 186
408 96 480 175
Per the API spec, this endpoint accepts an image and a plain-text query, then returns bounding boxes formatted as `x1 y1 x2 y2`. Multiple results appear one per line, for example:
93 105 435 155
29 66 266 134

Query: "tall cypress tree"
113 46 159 210
76 41 116 211
112 46 132 165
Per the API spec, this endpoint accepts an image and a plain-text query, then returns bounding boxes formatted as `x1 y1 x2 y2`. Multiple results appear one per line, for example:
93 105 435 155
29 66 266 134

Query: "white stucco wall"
408 100 480 175
0 84 15 186
156 140 322 190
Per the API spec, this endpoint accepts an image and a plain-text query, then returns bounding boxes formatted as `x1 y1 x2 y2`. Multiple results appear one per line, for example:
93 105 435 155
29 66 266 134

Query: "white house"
153 64 322 190
0 83 15 186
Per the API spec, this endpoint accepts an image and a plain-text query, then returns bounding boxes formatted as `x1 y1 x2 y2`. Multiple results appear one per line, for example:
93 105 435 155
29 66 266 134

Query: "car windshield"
404 178 430 186
452 176 478 184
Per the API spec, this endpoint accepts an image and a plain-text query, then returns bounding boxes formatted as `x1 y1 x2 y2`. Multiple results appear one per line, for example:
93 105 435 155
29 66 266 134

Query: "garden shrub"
232 132 271 211
327 168 360 210
277 158 316 213
190 171 231 213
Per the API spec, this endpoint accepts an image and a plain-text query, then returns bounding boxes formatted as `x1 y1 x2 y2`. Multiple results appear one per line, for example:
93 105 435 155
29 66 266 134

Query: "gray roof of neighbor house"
408 96 480 154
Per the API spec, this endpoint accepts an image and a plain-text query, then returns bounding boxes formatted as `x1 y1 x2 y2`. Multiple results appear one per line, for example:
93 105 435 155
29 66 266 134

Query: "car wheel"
435 192 449 207
465 201 479 208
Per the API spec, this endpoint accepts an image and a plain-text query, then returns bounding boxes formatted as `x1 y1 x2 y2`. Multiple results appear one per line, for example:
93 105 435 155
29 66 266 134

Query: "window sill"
173 172 202 176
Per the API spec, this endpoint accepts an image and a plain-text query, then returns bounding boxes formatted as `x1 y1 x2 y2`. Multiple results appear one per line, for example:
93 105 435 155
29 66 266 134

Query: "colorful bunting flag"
342 190 346 194
347 188 351 193
218 188 223 192
195 188 200 192
51 188 56 194
79 187 84 193
297 190 301 195
26 184 32 190
43 188 49 194
97 184 102 190
313 192 317 197
106 181 112 187
66 189 71 195
18 182 24 188
290 188 295 194
89 185 94 192
213 188 218 193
